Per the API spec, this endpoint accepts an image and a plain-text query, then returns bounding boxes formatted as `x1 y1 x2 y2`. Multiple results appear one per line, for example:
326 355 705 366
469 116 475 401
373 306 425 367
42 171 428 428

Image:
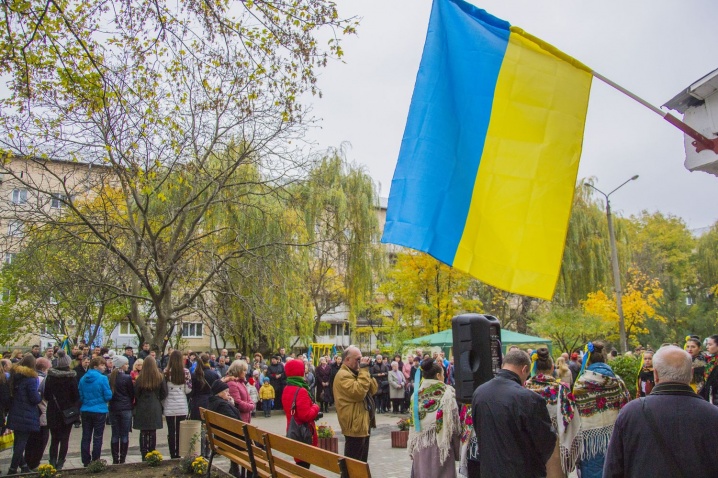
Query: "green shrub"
610 355 641 399
87 459 108 473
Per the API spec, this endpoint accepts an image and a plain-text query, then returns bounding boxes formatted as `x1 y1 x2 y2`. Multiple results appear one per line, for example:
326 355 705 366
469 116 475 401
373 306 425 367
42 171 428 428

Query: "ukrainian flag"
382 0 592 300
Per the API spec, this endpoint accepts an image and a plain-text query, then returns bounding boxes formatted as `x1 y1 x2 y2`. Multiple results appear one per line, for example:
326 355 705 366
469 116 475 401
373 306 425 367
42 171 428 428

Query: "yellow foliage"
582 268 664 345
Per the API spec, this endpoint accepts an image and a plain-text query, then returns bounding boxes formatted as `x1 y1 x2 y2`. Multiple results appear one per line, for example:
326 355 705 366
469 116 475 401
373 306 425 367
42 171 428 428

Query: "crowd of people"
0 334 716 477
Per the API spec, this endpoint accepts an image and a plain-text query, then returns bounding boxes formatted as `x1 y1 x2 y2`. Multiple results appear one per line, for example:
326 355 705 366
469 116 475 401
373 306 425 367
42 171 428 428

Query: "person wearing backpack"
282 359 320 469
43 350 79 471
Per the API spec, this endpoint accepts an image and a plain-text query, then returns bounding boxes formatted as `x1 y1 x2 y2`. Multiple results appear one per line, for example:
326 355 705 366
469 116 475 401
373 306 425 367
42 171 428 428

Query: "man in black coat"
470 349 556 478
603 345 718 478
267 355 286 410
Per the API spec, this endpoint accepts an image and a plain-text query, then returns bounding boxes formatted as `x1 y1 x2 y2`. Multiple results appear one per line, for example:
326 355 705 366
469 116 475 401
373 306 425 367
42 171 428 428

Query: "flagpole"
592 71 718 154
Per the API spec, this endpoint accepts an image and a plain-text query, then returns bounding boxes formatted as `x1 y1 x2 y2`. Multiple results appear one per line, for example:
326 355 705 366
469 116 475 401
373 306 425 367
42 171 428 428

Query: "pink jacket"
227 377 255 423
402 361 413 381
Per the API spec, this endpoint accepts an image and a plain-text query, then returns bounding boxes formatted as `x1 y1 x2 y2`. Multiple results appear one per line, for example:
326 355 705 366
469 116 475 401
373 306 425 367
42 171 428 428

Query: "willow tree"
298 147 383 337
188 153 311 353
0 1 357 348
554 180 631 307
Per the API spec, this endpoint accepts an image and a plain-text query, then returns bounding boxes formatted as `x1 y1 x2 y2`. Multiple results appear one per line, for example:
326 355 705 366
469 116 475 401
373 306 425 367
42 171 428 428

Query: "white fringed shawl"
408 379 460 465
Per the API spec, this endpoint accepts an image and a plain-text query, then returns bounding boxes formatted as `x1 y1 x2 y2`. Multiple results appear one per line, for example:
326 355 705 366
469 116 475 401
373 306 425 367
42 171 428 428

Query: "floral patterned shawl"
408 379 459 466
572 363 629 460
525 374 581 473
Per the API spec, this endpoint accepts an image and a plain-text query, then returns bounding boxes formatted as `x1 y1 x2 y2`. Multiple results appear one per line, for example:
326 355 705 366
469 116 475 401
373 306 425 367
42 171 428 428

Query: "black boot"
56 460 65 471
140 433 148 461
111 442 120 465
120 442 129 464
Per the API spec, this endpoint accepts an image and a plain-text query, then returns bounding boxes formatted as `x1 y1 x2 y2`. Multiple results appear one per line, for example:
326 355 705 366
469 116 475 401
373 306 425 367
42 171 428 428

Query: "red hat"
284 359 305 378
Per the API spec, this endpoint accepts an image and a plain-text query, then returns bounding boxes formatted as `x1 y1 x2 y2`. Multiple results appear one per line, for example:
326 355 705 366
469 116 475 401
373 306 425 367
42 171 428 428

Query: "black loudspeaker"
452 313 502 404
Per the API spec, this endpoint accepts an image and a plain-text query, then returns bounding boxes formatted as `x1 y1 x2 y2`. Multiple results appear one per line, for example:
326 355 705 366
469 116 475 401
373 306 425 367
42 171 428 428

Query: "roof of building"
664 67 718 114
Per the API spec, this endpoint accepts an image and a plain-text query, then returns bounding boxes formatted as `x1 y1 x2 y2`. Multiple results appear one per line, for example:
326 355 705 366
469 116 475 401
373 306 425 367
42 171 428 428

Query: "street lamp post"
585 175 639 354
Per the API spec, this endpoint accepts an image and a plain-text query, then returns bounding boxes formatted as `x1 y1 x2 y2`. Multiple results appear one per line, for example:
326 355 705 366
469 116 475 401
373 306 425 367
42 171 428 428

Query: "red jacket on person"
282 384 320 447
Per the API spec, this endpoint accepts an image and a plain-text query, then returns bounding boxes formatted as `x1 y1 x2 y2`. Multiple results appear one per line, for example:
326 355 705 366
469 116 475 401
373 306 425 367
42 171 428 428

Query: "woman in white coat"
162 350 192 458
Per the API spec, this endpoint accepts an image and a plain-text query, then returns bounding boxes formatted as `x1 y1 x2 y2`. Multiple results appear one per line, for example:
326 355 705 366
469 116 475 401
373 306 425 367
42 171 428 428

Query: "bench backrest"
201 408 371 478
201 409 257 474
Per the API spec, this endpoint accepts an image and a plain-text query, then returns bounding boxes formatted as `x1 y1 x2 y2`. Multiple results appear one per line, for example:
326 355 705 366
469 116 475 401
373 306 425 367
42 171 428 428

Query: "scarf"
572 364 629 460
526 374 581 473
408 379 459 466
691 353 707 393
286 376 310 393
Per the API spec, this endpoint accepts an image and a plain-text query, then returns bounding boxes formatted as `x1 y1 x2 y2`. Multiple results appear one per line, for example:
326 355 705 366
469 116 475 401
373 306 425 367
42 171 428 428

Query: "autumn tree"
0 1 358 348
380 251 482 337
530 305 606 354
0 221 129 345
582 268 664 347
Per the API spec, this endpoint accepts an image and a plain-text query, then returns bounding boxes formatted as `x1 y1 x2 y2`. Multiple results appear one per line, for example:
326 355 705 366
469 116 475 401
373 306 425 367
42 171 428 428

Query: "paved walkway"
0 408 419 476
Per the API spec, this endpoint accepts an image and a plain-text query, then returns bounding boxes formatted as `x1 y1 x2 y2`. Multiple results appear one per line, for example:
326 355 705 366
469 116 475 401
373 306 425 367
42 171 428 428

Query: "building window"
181 322 203 338
51 193 68 209
686 296 695 306
41 320 62 335
4 253 16 265
7 220 23 236
11 189 27 205
118 322 134 335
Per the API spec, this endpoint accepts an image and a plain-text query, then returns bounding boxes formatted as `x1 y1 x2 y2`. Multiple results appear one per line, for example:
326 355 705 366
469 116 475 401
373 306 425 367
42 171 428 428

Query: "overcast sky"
302 0 718 230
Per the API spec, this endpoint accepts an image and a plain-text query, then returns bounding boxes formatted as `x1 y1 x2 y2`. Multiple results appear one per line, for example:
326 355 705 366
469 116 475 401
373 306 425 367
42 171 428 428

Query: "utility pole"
585 175 639 354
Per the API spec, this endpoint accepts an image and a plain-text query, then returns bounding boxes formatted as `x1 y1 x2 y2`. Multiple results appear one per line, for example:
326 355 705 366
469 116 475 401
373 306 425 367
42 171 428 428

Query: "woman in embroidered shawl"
685 336 706 393
525 348 581 478
572 341 629 478
408 358 460 478
700 334 718 404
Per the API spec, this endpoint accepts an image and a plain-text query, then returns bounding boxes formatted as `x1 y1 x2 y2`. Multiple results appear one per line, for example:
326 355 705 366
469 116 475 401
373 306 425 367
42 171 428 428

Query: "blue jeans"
263 400 272 415
109 410 132 445
81 412 107 465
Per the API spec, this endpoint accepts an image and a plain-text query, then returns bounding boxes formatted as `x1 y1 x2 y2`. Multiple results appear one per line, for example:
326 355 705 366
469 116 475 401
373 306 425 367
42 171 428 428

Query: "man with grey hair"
469 349 556 478
603 345 718 477
333 346 377 462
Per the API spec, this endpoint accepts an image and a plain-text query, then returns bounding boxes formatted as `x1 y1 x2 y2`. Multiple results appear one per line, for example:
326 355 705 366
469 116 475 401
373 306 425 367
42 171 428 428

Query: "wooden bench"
201 408 371 478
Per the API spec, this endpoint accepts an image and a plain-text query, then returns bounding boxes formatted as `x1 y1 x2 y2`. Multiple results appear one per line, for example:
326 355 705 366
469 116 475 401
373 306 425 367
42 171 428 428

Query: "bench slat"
201 408 371 478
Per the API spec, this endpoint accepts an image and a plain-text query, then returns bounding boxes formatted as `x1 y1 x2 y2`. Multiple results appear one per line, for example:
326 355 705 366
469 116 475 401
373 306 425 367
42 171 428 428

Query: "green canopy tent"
406 329 552 356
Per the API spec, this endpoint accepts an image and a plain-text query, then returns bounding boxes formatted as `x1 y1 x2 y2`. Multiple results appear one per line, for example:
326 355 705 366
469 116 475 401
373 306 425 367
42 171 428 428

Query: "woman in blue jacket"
6 354 41 475
78 357 113 466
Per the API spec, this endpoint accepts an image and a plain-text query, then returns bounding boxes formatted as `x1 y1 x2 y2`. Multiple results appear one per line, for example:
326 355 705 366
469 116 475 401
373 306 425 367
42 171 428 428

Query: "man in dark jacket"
74 356 90 383
122 347 136 372
267 356 286 410
370 355 389 413
470 349 556 478
603 345 718 478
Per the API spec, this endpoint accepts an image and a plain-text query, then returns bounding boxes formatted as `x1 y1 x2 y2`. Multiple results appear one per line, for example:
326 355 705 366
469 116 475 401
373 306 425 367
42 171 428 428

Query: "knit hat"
211 380 229 395
262 377 270 384
284 359 304 378
112 355 129 369
55 350 72 368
